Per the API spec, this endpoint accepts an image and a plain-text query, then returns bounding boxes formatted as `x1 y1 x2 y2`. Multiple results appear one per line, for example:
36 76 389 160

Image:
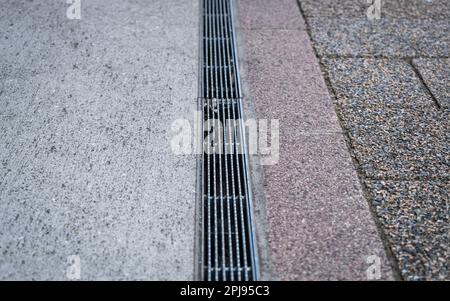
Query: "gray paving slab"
299 0 450 20
413 58 450 108
323 58 435 107
365 180 449 280
339 105 450 180
307 17 449 57
238 0 305 29
383 0 450 20
0 0 198 280
299 0 365 18
299 0 450 281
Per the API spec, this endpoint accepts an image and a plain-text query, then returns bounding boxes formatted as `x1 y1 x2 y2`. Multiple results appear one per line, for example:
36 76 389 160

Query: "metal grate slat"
218 0 234 281
199 0 259 281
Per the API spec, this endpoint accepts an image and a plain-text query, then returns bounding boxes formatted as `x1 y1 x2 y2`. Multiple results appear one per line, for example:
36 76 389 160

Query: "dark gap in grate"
199 0 259 281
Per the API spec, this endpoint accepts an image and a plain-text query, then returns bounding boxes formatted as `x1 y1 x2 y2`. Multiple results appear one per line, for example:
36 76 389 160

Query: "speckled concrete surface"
299 0 365 18
339 105 450 180
0 0 197 280
323 58 435 107
299 0 450 58
412 58 450 108
299 0 450 20
238 0 305 29
241 30 341 133
382 0 450 20
365 181 449 280
239 0 394 280
307 17 449 57
264 133 394 280
301 0 450 280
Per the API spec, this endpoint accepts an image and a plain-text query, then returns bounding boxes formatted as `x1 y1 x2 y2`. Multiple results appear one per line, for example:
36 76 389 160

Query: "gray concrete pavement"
0 0 198 280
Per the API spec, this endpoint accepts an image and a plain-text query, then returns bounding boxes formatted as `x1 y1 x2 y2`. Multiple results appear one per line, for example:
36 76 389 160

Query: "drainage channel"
197 0 259 281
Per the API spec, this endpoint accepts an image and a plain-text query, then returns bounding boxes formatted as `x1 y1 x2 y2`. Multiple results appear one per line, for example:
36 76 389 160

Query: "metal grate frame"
197 0 259 281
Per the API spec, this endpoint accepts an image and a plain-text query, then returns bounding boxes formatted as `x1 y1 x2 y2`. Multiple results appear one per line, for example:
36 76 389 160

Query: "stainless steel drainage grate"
198 0 259 281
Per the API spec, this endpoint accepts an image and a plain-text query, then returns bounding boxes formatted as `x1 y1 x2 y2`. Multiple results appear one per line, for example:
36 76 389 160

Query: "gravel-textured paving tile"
383 0 450 20
299 0 450 20
365 180 449 280
323 58 435 106
413 58 450 108
308 17 449 57
300 0 450 283
339 105 450 180
299 0 366 18
238 0 305 29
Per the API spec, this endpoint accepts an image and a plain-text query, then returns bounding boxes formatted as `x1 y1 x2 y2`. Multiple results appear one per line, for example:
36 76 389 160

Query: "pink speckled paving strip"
238 0 394 280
